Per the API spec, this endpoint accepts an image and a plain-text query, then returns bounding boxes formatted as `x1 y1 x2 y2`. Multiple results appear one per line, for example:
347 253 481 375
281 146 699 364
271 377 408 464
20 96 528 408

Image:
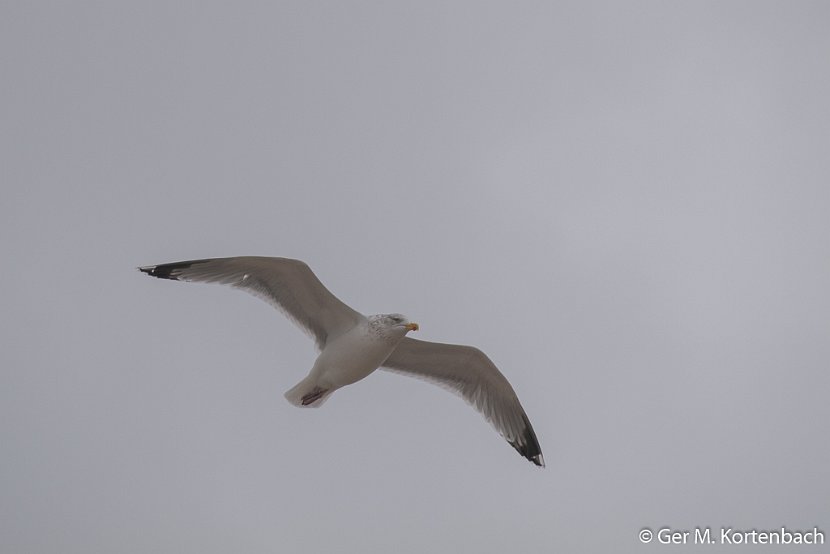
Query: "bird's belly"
315 333 397 388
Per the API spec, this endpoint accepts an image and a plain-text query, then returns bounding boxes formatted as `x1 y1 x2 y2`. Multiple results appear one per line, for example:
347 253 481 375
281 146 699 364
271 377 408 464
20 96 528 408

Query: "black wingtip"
510 414 545 467
138 260 201 280
138 264 178 279
139 259 216 280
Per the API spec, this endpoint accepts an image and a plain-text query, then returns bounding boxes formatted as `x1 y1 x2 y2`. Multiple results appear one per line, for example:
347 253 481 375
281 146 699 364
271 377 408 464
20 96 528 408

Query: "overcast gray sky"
2 1 829 553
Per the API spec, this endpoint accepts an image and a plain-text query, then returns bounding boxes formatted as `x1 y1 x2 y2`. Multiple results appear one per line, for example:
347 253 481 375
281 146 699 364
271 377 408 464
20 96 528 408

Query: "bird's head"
370 313 419 335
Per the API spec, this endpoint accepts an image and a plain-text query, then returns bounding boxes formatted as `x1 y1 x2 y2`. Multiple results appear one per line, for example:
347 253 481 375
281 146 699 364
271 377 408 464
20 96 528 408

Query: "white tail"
284 376 332 408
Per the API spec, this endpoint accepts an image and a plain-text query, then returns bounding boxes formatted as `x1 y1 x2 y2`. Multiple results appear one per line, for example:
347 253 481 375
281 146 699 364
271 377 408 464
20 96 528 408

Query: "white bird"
139 256 544 466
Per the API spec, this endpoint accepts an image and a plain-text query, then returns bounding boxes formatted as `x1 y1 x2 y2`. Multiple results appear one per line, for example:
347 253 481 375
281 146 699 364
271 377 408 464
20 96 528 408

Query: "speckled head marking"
368 313 419 342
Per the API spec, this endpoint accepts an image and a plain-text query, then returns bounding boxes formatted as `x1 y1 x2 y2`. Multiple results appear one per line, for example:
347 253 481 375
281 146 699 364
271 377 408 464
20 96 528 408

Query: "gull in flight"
139 256 544 466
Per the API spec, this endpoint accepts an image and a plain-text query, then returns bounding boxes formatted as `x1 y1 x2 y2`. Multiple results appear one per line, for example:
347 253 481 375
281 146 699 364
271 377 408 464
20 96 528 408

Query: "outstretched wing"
382 337 544 467
139 256 363 349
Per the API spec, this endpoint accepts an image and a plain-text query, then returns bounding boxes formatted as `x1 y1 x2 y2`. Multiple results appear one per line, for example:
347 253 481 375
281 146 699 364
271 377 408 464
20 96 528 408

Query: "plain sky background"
2 2 829 552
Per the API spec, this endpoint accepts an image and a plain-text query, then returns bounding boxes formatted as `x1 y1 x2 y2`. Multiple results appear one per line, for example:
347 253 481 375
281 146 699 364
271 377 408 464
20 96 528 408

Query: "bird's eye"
391 316 402 323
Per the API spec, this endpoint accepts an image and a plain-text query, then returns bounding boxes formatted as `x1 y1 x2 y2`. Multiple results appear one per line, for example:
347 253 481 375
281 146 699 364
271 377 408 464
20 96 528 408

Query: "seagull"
139 256 544 466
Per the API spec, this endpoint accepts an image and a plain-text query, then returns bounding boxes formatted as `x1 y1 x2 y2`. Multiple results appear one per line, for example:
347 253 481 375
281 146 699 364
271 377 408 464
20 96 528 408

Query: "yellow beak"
405 322 420 332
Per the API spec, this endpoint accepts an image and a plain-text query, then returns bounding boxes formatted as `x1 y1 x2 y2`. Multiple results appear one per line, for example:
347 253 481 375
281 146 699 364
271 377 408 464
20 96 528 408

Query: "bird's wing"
382 337 544 467
139 256 363 349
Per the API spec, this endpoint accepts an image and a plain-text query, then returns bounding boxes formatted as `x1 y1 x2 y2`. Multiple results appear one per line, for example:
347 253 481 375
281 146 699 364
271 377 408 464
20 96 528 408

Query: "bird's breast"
314 325 400 387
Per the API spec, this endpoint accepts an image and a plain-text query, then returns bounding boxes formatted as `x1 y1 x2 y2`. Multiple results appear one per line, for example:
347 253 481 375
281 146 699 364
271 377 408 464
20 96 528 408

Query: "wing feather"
139 256 363 349
382 337 545 467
